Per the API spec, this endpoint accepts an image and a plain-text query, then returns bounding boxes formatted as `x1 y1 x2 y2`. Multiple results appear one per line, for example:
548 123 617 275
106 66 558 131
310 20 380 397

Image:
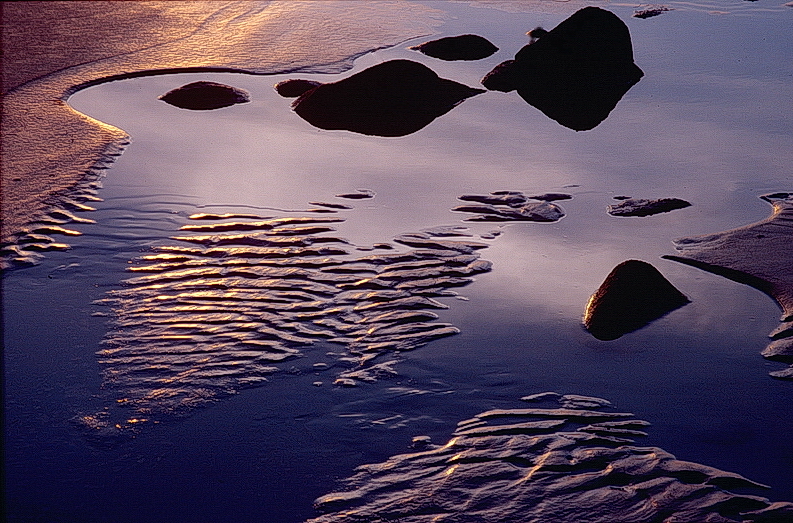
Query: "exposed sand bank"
0 1 444 250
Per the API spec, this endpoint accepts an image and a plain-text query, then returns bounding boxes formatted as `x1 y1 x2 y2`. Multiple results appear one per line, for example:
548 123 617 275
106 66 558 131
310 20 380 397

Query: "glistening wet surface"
4 2 793 522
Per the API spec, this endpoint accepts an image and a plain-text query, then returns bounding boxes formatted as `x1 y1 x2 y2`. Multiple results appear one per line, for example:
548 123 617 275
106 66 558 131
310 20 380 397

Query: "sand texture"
1 1 443 251
308 394 793 522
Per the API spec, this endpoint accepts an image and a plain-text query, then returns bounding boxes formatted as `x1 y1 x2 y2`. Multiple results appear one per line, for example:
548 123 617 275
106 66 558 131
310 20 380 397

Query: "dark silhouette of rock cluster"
482 7 644 131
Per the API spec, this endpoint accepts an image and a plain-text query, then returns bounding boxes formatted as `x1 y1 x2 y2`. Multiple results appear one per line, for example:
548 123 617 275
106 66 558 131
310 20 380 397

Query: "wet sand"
0 1 444 247
3 2 784 520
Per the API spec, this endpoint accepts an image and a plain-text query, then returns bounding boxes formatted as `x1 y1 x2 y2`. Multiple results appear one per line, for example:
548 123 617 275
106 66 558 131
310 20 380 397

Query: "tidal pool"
4 2 793 522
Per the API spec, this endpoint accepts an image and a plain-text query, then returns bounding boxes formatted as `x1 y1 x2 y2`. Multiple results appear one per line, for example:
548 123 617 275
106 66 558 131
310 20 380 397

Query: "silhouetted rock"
482 7 643 131
274 79 322 98
608 197 691 217
292 59 485 137
634 6 672 18
584 260 690 341
410 34 498 60
159 81 250 110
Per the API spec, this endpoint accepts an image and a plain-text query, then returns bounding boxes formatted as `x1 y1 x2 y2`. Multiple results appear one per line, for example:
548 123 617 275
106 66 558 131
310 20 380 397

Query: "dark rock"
410 34 498 61
607 197 691 217
482 7 643 131
583 260 690 341
274 79 322 98
527 27 548 43
480 60 517 92
634 6 672 18
529 192 573 202
335 189 375 200
158 81 250 110
292 59 485 137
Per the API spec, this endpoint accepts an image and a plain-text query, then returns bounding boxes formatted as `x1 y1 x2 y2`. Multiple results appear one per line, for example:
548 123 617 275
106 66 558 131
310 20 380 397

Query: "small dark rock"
274 79 322 98
336 189 375 200
410 34 498 61
583 260 690 341
608 198 691 217
633 6 672 18
159 81 250 110
480 60 517 93
529 193 573 202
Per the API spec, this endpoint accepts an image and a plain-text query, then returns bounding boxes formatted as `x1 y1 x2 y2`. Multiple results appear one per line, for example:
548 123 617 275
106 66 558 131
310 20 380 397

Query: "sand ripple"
308 393 793 522
85 208 491 433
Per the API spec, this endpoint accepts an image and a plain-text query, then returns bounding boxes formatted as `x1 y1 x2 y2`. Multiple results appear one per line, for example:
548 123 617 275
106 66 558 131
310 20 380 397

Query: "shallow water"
4 2 793 522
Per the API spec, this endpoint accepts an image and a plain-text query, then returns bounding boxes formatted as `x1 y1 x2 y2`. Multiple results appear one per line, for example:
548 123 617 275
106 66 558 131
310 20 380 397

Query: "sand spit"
1 1 444 260
664 193 793 379
83 205 491 437
308 394 793 522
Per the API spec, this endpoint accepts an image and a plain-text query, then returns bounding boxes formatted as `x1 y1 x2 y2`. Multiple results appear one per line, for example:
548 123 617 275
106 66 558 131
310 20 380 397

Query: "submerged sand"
0 1 445 248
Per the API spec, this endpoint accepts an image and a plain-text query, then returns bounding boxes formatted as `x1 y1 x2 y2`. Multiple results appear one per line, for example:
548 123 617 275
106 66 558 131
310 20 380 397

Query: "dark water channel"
4 2 793 522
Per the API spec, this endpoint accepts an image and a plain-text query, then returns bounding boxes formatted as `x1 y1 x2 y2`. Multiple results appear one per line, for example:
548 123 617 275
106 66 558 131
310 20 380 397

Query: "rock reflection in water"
292 59 485 137
583 260 690 341
481 7 644 131
665 193 793 379
86 205 492 434
308 394 793 522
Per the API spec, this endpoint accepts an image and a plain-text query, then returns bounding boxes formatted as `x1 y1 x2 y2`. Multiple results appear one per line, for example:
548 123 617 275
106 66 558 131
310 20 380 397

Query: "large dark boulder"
482 7 643 131
159 81 250 110
583 260 690 341
292 59 485 137
410 34 498 61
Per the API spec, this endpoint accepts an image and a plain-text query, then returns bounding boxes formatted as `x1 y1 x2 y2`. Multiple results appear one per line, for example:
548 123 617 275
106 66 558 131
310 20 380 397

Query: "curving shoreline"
0 1 444 252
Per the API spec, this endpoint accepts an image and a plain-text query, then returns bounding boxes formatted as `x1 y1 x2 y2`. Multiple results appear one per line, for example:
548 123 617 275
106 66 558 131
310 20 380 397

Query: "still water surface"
4 2 793 521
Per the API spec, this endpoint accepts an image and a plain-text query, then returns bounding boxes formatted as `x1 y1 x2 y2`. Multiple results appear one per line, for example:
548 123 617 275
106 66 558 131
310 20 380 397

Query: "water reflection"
291 59 485 137
482 7 643 131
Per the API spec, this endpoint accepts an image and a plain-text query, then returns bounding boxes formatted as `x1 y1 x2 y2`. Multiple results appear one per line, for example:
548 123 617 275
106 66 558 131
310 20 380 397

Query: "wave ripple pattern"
90 211 491 429
309 394 793 522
